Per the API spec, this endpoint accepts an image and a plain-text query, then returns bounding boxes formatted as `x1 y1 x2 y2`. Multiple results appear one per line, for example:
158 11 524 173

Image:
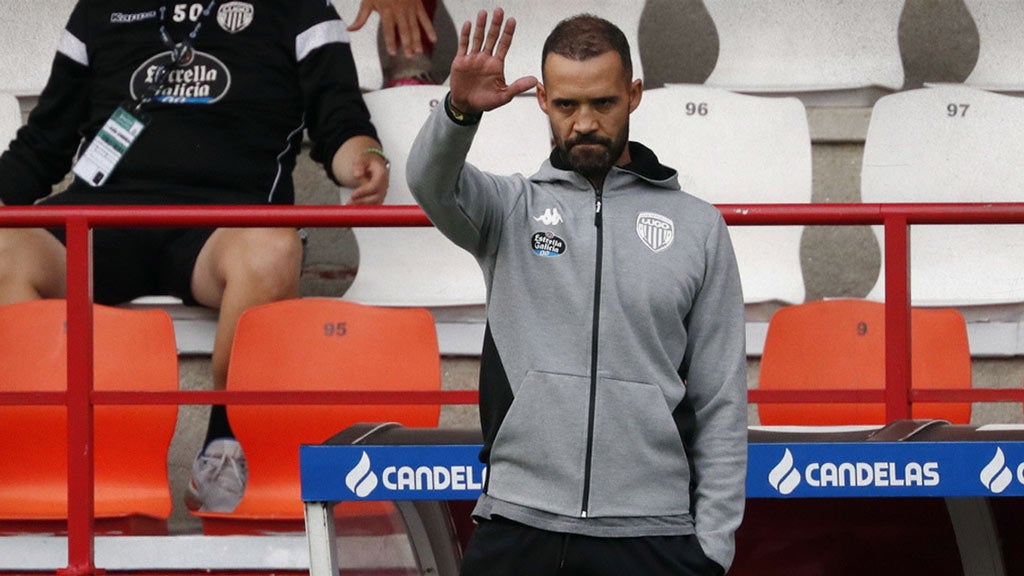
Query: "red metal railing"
4 202 1024 575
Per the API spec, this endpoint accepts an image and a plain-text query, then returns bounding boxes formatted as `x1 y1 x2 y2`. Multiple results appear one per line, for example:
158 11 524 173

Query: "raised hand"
347 0 437 58
449 9 538 116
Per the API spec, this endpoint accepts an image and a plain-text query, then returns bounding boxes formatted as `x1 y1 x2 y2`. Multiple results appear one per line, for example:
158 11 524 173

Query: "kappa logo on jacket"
110 11 159 24
533 208 564 226
636 212 675 253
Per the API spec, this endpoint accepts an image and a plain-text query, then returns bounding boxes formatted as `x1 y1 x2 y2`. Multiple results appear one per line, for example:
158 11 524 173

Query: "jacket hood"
532 141 680 191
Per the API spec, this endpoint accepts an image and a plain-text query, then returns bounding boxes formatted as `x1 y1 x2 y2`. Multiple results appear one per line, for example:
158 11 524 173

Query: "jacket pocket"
587 376 691 517
486 370 591 516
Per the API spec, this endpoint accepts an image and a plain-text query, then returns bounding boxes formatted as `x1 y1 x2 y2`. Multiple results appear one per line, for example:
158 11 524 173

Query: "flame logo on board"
980 448 1013 494
768 449 801 495
345 451 378 498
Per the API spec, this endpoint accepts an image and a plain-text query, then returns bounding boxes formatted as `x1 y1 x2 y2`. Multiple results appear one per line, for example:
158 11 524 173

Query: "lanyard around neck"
158 0 218 65
133 1 218 111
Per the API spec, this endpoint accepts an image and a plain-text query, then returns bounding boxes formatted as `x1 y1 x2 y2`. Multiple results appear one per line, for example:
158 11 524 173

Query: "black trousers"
459 517 725 576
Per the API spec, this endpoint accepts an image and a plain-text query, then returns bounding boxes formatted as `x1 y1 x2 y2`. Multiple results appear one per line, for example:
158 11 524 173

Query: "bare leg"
189 227 303 391
0 228 67 304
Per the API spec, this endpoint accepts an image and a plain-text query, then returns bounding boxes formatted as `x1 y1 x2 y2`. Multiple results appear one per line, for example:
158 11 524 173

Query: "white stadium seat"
862 85 1024 319
344 85 551 354
962 0 1024 94
702 0 906 107
630 85 811 317
331 0 385 91
443 0 645 86
0 93 22 148
0 1 76 98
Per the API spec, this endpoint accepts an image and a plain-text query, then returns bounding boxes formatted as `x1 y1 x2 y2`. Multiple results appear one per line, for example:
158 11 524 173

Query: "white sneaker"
184 438 247 512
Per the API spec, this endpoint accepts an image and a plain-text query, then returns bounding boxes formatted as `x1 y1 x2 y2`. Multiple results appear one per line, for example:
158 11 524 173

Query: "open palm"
449 9 538 115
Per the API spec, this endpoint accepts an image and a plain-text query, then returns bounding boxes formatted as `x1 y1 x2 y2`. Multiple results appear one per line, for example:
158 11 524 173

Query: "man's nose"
574 106 598 133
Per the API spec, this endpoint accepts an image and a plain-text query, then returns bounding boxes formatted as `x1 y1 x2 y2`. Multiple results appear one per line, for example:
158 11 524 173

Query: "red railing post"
61 217 99 576
882 212 912 422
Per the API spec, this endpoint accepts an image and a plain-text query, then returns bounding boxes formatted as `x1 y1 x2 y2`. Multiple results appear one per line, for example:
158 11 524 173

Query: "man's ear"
628 79 643 114
536 82 549 114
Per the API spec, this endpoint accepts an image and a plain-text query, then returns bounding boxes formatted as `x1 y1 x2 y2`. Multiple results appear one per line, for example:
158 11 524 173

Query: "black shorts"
39 190 219 306
459 517 724 576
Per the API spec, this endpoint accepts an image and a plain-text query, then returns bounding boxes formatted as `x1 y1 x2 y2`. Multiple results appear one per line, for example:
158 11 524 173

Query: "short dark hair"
541 14 632 80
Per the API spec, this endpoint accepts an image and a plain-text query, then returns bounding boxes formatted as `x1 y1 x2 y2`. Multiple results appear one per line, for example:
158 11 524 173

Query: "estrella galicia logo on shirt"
532 232 566 257
636 212 675 253
130 51 232 104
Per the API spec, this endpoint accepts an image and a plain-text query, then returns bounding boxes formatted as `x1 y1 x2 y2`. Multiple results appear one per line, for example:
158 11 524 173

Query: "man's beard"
558 131 628 182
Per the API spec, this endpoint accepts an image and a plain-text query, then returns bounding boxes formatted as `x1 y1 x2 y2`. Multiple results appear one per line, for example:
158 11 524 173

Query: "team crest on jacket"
217 2 254 33
636 212 674 253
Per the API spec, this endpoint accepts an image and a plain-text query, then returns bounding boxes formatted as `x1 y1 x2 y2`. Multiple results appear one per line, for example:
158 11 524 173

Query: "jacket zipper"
581 186 603 518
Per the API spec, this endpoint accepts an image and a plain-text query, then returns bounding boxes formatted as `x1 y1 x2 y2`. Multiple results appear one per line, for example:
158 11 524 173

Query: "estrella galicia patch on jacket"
531 232 566 257
130 51 232 104
636 212 675 253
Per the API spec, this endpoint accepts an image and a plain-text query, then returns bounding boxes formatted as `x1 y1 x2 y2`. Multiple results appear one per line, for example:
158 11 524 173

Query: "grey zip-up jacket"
408 101 747 572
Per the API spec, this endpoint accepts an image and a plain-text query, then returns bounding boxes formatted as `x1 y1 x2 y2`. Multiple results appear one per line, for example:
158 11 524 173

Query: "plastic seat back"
0 0 77 97
703 0 905 106
343 85 549 354
758 299 972 425
0 92 21 148
443 0 645 84
344 85 549 309
862 85 1024 312
630 86 810 314
331 0 384 91
0 300 179 534
963 0 1024 93
199 299 441 529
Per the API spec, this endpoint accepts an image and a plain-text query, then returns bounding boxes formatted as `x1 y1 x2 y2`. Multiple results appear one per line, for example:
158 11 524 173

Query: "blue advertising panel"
748 442 1024 498
301 444 487 502
300 442 1024 503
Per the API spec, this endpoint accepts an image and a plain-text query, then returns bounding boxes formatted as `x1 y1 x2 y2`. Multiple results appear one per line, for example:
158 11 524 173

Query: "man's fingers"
457 20 470 56
482 8 504 55
350 164 388 205
416 7 438 43
495 16 517 61
347 4 372 32
395 11 420 56
470 10 487 54
380 11 399 56
507 75 539 98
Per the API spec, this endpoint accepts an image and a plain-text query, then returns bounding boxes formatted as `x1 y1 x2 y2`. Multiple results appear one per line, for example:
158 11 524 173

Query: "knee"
0 229 66 301
233 228 303 296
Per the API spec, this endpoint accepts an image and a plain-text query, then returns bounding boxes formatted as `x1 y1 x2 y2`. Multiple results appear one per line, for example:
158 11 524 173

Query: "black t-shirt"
0 0 377 206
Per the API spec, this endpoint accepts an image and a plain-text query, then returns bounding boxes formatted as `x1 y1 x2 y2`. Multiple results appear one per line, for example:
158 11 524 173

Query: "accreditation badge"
73 105 148 187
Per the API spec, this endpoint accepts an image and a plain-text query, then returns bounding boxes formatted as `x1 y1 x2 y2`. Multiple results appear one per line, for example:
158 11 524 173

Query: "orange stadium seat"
0 300 179 535
194 298 441 535
758 299 972 425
